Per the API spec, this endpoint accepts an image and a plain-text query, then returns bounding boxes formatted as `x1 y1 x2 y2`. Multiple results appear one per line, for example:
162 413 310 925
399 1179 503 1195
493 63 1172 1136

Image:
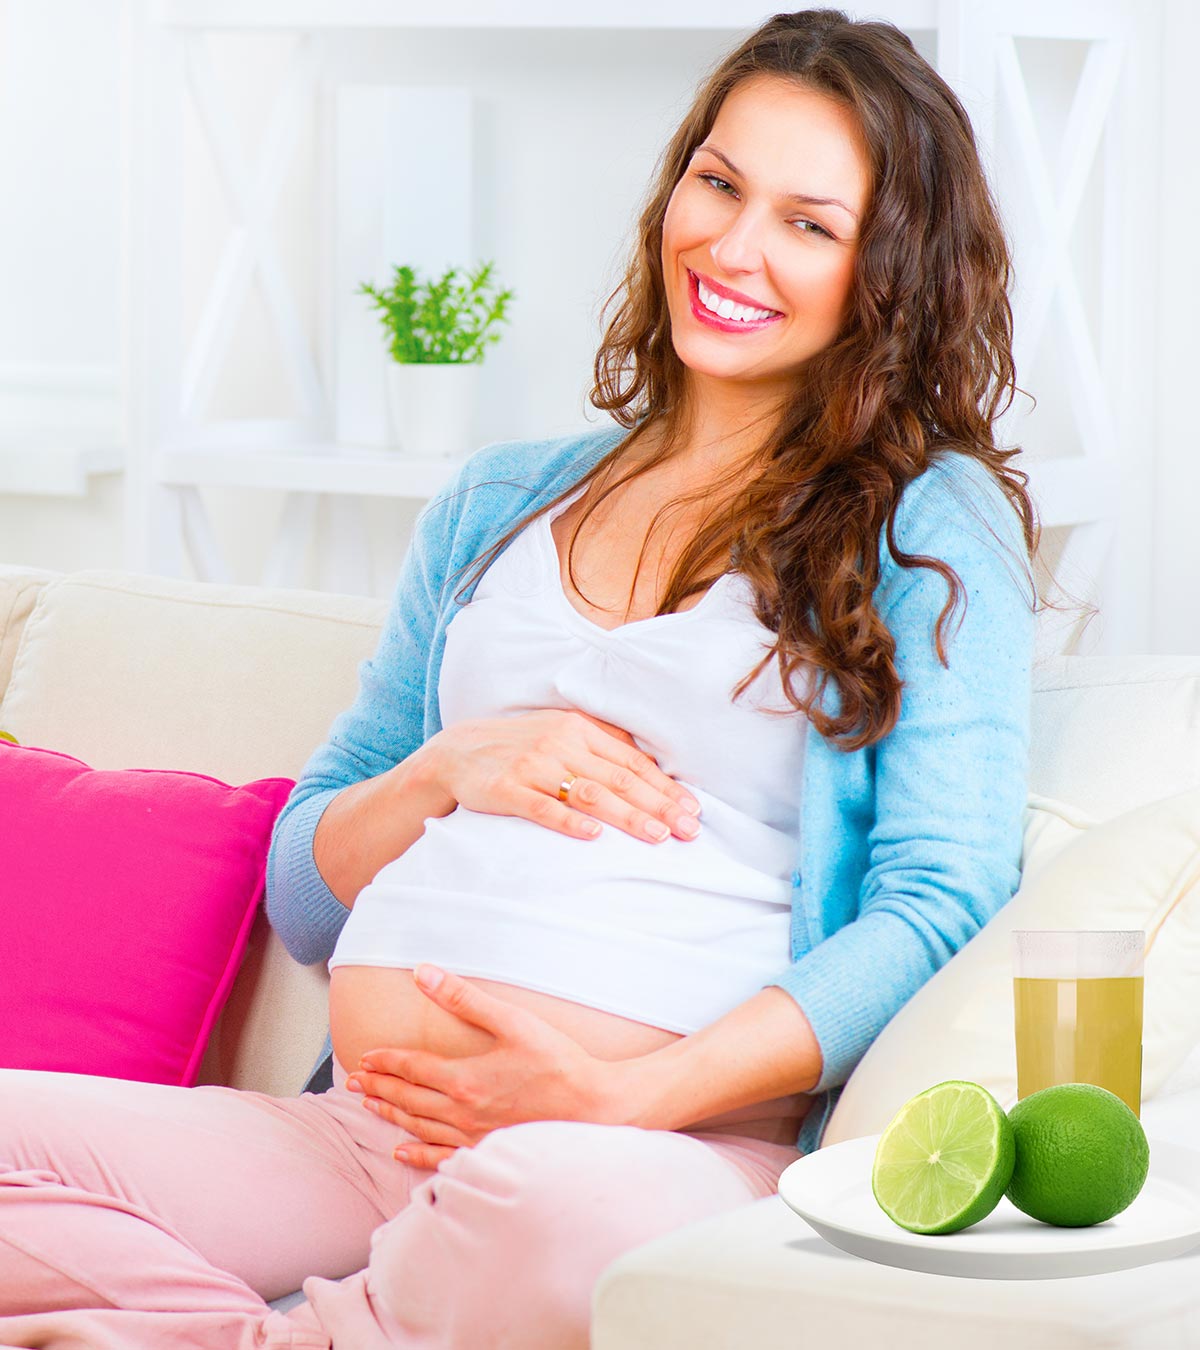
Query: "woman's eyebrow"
695 143 860 224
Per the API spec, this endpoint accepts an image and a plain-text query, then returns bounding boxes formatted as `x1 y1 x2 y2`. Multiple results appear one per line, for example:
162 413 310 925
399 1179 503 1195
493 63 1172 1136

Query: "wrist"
394 737 457 819
601 1045 691 1131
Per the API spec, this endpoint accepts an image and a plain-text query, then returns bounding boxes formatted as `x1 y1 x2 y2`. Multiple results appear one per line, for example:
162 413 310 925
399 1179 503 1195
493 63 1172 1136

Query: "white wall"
1152 0 1200 655
0 0 124 569
1 13 764 590
0 1 122 367
0 4 1195 653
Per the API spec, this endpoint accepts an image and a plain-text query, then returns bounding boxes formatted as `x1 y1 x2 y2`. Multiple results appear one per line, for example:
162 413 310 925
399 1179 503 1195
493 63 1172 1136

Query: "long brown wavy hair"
456 9 1039 751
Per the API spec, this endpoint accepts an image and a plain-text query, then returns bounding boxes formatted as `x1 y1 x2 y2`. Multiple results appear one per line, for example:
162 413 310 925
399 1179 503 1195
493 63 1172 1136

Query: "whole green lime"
1006 1083 1150 1227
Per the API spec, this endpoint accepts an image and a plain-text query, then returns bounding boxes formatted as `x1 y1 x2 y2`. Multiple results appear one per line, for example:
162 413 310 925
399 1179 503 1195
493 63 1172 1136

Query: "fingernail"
346 1077 363 1093
677 817 699 838
359 1059 376 1073
684 799 702 816
416 964 444 991
647 821 670 841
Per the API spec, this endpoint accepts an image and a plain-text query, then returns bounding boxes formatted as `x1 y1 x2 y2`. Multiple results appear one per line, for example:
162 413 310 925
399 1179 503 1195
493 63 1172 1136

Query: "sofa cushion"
0 569 388 1096
0 740 294 1086
823 784 1200 1145
0 564 55 706
0 569 388 783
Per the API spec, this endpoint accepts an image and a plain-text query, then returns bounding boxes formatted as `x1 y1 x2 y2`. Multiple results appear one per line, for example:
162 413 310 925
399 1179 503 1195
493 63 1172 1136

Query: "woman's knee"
365 1121 754 1346
437 1120 658 1220
370 1119 745 1279
364 1123 646 1344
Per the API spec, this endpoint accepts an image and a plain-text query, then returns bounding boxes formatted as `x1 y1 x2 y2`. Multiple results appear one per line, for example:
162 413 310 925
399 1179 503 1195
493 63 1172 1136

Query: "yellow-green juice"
1013 975 1143 1117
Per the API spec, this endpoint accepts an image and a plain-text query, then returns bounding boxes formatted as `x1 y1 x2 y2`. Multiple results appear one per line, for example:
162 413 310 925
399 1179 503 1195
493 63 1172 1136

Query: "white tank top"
328 484 807 1033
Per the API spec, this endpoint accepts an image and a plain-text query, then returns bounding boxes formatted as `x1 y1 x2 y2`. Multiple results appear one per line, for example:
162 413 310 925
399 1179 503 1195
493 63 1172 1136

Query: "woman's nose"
709 207 769 274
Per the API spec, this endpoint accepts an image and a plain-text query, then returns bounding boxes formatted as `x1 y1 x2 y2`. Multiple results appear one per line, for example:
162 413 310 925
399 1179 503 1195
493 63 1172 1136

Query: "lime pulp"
872 1080 1016 1235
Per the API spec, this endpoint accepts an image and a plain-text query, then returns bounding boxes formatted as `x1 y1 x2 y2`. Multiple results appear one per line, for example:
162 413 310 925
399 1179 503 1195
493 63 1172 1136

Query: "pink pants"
0 1057 801 1348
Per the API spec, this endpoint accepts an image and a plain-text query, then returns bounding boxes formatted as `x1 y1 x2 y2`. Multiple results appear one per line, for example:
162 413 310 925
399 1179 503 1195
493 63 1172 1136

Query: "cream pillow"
823 787 1200 1146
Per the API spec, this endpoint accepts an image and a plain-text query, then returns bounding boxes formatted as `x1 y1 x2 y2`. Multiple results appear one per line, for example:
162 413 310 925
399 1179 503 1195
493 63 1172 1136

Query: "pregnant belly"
329 966 812 1143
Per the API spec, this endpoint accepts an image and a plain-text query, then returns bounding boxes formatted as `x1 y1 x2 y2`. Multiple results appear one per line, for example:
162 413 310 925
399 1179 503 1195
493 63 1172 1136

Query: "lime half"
872 1080 1016 1235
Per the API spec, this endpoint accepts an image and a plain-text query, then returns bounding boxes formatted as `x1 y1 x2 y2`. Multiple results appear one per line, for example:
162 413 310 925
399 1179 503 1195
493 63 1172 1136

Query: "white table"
592 1079 1200 1350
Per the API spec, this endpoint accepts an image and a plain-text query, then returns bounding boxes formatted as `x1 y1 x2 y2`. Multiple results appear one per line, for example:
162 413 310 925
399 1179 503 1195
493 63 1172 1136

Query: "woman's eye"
693 172 831 239
696 171 735 195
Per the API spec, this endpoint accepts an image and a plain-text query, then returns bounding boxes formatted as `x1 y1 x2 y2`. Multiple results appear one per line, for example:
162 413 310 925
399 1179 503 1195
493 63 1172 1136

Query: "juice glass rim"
1012 929 1145 978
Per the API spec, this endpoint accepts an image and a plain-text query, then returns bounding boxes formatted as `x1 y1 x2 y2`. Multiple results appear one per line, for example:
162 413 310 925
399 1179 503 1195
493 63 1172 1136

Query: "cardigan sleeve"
264 477 460 966
769 456 1036 1095
261 430 609 967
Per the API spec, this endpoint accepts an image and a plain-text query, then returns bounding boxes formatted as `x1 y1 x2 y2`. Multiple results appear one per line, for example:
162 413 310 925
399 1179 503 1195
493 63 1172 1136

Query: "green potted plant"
359 260 514 458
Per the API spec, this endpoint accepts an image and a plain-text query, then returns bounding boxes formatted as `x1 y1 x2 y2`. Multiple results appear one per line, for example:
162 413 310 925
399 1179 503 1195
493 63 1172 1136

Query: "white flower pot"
385 361 482 458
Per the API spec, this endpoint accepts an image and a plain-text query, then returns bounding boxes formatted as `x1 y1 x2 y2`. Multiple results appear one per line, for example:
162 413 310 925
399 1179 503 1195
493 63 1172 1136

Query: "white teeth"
696 277 776 323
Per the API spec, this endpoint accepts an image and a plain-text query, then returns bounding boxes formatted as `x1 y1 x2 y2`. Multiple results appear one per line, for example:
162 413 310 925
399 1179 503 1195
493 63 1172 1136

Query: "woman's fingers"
575 732 703 838
349 1076 475 1145
579 718 699 807
430 709 701 844
513 785 604 840
569 763 701 842
395 1142 459 1170
374 1100 473 1149
511 767 698 845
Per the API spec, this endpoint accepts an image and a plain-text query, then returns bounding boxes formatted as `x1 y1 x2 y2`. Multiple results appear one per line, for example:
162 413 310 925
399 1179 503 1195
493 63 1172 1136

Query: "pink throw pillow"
0 741 295 1086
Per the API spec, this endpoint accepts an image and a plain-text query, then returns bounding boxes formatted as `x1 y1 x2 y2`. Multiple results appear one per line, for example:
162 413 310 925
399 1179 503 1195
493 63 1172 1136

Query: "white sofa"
1 562 1197 1346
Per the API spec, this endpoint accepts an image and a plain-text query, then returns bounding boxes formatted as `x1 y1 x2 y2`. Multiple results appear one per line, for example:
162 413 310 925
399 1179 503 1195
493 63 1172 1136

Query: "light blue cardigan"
266 423 1035 1156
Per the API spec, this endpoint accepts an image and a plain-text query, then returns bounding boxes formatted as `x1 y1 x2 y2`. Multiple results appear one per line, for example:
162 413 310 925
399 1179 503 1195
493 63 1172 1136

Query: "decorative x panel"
996 31 1124 465
180 33 327 433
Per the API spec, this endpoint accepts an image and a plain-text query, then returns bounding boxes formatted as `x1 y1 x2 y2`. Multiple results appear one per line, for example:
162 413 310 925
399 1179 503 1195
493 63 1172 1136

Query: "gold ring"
557 774 578 803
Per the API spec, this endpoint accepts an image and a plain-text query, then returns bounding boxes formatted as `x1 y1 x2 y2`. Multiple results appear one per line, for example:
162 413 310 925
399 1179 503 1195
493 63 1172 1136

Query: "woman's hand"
346 965 632 1170
424 709 702 844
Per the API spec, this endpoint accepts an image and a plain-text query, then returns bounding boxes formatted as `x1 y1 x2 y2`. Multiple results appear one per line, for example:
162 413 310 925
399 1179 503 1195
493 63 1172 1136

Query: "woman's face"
661 75 872 410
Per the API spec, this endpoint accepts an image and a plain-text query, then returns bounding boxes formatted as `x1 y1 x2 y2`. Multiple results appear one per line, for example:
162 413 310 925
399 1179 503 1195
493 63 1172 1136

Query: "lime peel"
1004 1083 1150 1227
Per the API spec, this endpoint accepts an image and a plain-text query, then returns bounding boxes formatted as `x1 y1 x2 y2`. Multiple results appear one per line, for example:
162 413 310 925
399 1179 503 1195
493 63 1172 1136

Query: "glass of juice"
1011 930 1144 1117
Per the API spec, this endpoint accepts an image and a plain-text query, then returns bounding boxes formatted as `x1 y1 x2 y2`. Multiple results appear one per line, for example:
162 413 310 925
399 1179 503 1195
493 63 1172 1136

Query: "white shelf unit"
159 443 469 497
0 438 123 498
0 363 124 497
125 0 1155 647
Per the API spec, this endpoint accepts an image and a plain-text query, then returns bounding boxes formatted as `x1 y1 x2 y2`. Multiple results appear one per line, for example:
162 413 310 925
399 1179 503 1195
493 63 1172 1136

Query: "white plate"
778 1134 1200 1280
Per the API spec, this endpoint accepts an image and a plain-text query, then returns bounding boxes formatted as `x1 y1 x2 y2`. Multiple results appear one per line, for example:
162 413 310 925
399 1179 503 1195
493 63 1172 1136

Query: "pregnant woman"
0 10 1036 1348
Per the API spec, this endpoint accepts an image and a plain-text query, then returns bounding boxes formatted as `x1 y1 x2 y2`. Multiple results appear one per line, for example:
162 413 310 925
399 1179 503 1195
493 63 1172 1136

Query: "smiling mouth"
686 270 783 332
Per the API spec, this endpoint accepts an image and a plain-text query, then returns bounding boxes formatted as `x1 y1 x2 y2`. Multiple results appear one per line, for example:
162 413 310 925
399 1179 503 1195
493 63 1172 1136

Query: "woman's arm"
610 455 1037 1124
265 475 458 965
781 456 1034 1096
265 434 691 964
346 966 822 1159
310 749 456 909
614 986 823 1129
348 455 1036 1153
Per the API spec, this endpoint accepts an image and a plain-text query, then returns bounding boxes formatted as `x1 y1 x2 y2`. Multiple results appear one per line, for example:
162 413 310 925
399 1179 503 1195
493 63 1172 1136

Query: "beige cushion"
823 786 1200 1146
0 569 387 781
0 568 390 1097
0 564 56 705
